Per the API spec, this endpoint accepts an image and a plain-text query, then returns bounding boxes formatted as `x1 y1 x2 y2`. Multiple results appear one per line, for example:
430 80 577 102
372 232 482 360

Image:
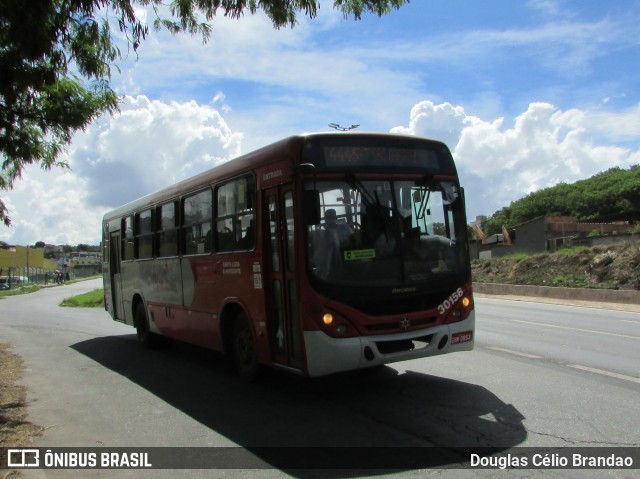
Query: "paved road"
0 280 638 478
476 297 640 380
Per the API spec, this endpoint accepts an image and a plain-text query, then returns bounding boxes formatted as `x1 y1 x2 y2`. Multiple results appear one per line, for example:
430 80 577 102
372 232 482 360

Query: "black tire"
135 302 156 348
233 312 259 381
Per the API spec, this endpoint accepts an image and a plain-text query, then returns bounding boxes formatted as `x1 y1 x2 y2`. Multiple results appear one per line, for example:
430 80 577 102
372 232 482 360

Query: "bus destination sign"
322 146 440 170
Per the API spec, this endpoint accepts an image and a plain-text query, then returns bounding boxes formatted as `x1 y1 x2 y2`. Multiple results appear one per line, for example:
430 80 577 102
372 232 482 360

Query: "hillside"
471 241 640 291
0 245 58 273
482 165 640 235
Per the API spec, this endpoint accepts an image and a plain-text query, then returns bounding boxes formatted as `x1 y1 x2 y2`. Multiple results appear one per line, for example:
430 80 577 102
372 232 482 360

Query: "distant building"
470 215 635 259
58 251 102 278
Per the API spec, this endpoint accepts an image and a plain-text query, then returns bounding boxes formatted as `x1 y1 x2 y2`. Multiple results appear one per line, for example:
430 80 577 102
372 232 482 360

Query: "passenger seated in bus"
324 209 353 248
239 219 256 250
204 228 213 252
216 223 235 252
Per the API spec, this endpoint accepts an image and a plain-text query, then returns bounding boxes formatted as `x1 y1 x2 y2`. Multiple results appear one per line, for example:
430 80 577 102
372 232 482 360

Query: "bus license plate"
451 331 472 344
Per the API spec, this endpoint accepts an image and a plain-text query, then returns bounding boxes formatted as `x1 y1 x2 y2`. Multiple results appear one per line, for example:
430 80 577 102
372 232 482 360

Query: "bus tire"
135 302 156 348
233 311 258 381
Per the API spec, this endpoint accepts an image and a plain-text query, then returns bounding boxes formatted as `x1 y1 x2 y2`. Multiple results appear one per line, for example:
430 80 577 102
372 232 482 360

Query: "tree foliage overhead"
0 0 409 227
482 166 640 235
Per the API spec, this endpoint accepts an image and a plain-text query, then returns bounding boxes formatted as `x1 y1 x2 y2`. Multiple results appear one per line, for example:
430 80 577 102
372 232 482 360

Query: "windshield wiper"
416 188 431 220
345 173 394 241
345 172 375 207
415 176 439 220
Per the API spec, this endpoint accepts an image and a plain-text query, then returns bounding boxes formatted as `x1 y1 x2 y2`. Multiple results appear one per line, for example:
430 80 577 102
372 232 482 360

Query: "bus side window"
122 216 134 260
157 201 178 257
215 175 255 252
135 209 154 259
182 189 213 255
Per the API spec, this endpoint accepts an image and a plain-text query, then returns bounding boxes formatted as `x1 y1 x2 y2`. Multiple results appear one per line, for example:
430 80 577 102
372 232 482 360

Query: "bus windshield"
306 177 468 289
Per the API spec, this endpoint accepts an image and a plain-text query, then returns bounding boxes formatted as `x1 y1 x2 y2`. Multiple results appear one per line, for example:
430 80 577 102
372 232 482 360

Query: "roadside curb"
473 282 640 313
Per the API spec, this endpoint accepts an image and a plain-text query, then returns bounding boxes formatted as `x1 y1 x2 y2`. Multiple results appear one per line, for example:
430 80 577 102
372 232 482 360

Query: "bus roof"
102 132 454 221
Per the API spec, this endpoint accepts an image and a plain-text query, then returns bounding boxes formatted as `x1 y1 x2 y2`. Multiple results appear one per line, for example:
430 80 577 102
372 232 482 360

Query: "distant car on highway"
0 276 30 290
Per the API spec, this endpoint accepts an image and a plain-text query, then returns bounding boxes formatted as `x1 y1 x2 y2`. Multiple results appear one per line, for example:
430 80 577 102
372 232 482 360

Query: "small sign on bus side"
258 162 292 188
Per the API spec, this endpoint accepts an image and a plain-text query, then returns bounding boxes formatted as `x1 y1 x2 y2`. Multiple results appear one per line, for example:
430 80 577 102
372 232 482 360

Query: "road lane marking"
511 319 640 340
568 365 640 385
488 347 542 359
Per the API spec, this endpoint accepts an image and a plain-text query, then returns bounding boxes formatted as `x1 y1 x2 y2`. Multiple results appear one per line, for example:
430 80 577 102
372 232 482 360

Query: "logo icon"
399 318 411 330
8 449 40 467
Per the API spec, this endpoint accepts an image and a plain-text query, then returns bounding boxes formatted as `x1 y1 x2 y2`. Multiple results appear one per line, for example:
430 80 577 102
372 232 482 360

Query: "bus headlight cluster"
445 294 473 324
321 311 352 337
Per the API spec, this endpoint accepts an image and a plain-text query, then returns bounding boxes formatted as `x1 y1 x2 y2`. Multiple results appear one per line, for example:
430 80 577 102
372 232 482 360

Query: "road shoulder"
474 292 640 312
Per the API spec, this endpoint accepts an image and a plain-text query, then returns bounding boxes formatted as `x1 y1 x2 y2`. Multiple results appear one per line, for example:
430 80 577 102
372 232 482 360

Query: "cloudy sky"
2 0 639 246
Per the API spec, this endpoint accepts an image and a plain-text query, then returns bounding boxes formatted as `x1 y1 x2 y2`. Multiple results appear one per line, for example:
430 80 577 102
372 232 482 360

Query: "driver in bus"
315 209 354 280
324 209 353 248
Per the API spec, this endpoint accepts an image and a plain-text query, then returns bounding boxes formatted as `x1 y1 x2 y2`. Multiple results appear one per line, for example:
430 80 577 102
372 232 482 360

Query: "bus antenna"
328 123 360 131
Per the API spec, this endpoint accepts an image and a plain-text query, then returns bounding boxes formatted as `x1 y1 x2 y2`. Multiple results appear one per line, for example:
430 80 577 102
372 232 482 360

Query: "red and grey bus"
102 133 474 379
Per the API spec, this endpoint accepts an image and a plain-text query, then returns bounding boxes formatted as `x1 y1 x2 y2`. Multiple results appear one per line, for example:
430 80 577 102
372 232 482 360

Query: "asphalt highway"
0 279 638 478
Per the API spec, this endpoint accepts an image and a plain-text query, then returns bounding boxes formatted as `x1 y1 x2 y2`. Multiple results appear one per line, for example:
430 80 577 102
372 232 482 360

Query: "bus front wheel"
233 312 258 381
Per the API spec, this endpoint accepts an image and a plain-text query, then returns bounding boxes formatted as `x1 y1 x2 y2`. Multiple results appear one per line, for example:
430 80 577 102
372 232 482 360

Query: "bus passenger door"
109 231 125 321
264 186 303 370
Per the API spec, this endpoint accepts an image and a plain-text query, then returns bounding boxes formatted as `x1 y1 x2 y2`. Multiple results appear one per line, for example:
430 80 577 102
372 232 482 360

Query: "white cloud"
2 2 639 246
0 96 241 245
2 97 639 246
0 165 97 246
580 104 640 142
392 100 640 221
526 0 564 17
71 95 242 208
387 16 634 81
113 8 425 130
390 101 482 150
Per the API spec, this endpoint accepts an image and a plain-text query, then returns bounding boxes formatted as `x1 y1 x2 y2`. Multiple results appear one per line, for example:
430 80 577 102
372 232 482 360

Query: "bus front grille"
366 316 437 332
375 335 433 355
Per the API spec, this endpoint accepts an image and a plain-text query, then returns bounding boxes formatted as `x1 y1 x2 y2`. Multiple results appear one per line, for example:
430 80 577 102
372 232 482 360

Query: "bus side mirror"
304 190 321 225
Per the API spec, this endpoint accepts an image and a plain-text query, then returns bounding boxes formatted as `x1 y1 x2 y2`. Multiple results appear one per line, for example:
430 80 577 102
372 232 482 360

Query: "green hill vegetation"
0 246 58 273
482 165 640 235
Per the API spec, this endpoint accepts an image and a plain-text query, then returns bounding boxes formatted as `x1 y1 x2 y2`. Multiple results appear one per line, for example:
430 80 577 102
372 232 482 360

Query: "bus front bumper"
303 311 475 377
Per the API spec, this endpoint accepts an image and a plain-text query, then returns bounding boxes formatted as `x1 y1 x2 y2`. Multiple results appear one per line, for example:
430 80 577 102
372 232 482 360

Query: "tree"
481 165 640 233
0 0 409 226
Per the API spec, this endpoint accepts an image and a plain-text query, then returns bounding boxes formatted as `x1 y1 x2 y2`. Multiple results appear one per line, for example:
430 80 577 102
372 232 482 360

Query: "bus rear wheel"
135 302 156 348
233 312 258 381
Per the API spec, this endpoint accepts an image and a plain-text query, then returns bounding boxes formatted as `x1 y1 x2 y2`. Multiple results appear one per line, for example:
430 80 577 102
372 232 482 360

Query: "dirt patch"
0 343 42 477
472 241 640 290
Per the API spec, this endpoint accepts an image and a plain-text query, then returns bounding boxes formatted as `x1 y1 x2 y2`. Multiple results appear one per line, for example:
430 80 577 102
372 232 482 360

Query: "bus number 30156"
438 288 465 315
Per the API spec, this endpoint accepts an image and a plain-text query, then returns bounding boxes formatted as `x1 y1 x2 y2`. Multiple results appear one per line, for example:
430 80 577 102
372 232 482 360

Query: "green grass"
499 252 531 261
0 284 41 298
551 245 592 256
551 274 589 287
60 289 104 307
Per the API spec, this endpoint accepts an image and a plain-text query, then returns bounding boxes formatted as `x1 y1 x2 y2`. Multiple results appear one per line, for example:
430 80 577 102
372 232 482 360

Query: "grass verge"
0 285 41 299
60 288 104 308
0 343 43 477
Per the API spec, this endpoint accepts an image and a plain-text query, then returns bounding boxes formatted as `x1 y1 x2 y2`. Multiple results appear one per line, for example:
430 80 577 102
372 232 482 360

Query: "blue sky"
1 0 639 245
